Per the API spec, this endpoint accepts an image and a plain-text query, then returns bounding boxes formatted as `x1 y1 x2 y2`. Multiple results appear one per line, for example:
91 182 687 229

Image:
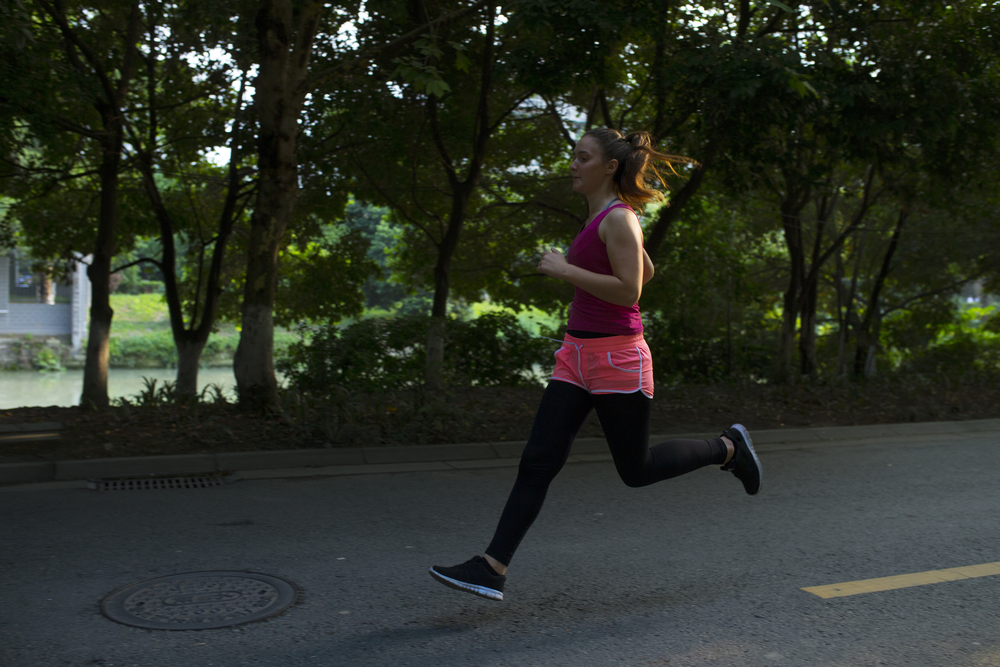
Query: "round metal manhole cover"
101 571 298 630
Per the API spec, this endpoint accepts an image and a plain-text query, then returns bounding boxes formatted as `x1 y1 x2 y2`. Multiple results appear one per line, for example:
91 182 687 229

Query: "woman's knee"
616 464 651 488
518 446 566 481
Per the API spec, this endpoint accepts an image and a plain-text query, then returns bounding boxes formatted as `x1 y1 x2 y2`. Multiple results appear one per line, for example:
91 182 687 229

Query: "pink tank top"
565 203 643 335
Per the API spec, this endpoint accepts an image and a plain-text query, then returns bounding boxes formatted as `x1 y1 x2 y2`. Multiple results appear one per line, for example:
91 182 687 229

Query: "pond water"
0 367 240 409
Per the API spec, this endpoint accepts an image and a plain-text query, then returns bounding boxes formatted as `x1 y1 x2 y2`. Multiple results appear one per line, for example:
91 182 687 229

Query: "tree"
825 0 1000 378
116 1 263 399
234 0 489 411
691 0 1000 382
0 0 146 407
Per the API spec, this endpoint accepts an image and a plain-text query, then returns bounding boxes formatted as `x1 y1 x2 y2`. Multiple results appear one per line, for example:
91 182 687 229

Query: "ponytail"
581 128 698 212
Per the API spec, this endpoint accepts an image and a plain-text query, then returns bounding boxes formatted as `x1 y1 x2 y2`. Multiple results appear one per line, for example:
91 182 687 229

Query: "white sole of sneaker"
731 423 763 494
429 568 504 601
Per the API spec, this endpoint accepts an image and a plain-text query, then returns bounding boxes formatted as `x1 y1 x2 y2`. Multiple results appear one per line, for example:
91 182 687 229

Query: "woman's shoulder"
599 204 641 237
597 204 642 244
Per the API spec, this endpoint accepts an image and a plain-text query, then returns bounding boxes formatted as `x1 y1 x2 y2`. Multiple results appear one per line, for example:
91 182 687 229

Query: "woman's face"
570 135 616 195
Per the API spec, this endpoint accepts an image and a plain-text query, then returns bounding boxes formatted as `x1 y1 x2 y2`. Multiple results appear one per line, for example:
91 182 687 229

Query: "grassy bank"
108 294 296 368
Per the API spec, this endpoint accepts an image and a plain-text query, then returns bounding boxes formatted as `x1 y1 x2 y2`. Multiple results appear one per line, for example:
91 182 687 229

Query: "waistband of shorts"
562 332 646 352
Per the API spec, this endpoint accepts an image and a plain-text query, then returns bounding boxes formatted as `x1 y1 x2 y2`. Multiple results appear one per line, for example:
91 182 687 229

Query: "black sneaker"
429 556 505 601
721 423 762 495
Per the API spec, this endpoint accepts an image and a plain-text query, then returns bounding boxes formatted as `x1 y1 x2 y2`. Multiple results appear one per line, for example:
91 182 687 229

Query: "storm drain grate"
88 473 239 492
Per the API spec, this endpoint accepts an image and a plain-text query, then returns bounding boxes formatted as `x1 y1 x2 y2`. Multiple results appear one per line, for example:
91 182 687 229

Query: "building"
0 251 90 356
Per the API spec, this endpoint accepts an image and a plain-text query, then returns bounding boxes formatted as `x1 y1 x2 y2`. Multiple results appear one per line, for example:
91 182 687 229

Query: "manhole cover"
101 571 298 630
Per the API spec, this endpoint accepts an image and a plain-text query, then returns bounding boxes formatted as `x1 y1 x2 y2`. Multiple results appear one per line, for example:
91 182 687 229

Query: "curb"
2 418 999 488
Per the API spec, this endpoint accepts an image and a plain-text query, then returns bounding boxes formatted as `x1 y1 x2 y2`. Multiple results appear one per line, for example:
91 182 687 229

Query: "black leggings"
484 380 727 566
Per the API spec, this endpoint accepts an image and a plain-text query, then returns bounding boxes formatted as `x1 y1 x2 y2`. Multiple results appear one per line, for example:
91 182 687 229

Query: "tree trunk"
863 310 881 379
234 0 321 412
235 220 282 410
425 318 446 391
775 276 799 385
80 138 121 408
40 266 55 305
853 319 881 379
176 339 208 398
835 232 861 376
421 6 494 391
797 195 835 378
425 184 473 390
798 282 818 377
775 192 810 384
853 204 908 380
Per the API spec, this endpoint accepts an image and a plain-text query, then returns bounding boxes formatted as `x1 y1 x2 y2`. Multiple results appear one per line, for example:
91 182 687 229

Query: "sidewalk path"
3 418 999 488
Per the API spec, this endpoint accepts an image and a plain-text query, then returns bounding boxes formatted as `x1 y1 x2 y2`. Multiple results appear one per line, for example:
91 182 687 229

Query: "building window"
8 253 72 304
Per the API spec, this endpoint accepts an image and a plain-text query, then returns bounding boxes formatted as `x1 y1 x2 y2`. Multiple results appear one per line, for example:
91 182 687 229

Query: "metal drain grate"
88 473 239 491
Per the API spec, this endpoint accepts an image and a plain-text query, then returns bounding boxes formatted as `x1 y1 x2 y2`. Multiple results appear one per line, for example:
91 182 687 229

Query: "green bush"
6 334 67 372
897 328 1000 379
107 326 294 368
449 312 554 387
887 304 1000 380
642 310 774 384
34 346 63 372
277 313 552 398
109 330 177 367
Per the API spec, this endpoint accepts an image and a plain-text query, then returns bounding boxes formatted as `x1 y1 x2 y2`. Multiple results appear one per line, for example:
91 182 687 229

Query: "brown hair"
582 128 698 212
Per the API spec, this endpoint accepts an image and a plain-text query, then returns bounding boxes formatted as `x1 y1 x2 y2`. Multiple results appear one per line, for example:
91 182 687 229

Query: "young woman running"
429 128 762 602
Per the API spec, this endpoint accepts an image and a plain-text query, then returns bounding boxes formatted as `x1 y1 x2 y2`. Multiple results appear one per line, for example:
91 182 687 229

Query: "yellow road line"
803 561 1000 599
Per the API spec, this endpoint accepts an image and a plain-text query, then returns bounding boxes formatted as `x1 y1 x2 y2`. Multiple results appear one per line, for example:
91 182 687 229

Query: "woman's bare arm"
536 208 644 306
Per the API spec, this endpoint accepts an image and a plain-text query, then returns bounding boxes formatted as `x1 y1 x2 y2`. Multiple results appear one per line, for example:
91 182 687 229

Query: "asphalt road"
2 429 999 667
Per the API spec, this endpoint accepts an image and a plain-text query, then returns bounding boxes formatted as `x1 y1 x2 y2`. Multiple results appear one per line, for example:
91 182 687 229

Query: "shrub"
109 330 177 367
34 346 63 372
6 335 67 372
277 313 552 399
108 331 260 368
642 311 774 384
896 328 1000 380
448 312 554 387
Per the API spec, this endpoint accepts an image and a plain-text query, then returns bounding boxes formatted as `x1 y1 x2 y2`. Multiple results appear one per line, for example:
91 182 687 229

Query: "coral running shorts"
550 333 654 398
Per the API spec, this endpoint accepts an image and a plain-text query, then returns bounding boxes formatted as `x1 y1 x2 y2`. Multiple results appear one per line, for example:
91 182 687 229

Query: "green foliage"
109 330 178 368
391 36 465 98
275 222 379 326
343 5 580 320
107 328 297 369
984 309 1000 334
113 377 233 408
341 200 434 313
893 305 1000 379
448 312 555 387
643 311 774 384
3 0 999 393
277 313 552 397
129 377 178 407
897 329 1000 380
881 296 959 353
636 194 779 383
110 293 171 326
7 334 66 372
33 346 63 372
106 293 297 368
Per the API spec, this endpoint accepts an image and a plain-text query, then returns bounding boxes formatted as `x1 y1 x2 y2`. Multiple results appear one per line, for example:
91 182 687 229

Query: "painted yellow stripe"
803 561 1000 599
